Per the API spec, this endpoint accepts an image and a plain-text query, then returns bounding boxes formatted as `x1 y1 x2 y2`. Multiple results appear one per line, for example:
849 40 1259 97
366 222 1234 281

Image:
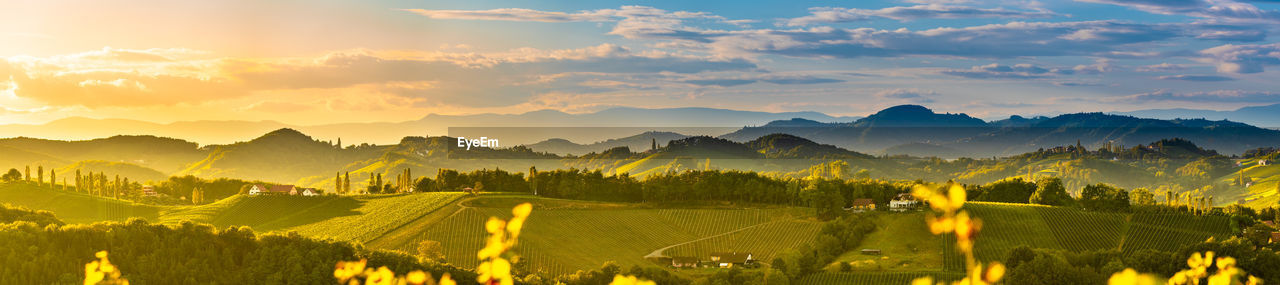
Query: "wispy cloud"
1115 89 1280 103
1156 74 1235 81
784 4 1057 26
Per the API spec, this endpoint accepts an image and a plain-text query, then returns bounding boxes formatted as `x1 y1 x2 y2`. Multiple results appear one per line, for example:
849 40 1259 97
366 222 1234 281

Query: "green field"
0 183 161 223
833 213 944 271
797 271 963 285
160 192 467 243
0 182 1243 281
374 195 822 275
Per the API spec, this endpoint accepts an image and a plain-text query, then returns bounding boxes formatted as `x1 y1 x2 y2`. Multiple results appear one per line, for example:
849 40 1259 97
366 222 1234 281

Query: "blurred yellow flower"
1108 269 1159 285
609 275 657 285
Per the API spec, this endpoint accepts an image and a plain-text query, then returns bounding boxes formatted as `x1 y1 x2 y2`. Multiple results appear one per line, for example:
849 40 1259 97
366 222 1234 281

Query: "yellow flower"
440 274 456 285
1108 269 1160 285
984 262 1005 283
609 275 657 285
947 184 966 210
84 261 104 285
911 276 935 285
365 266 394 285
405 270 427 285
485 217 506 234
512 203 532 218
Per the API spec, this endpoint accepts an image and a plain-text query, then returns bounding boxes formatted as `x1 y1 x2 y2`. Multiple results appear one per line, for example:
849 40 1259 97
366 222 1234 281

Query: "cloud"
1156 74 1235 81
875 88 937 103
699 21 1182 59
1115 89 1280 103
0 59 242 107
1136 63 1185 72
683 79 757 87
785 4 1057 26
1078 0 1280 23
1052 81 1109 86
401 8 613 22
1199 42 1280 73
940 63 1076 79
1 45 756 108
760 75 844 84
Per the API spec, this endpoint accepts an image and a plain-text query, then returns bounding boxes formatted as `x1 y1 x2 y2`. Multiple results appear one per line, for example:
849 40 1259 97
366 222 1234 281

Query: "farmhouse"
861 249 882 255
247 184 269 196
1272 232 1280 244
846 199 876 212
671 256 699 268
1261 159 1270 166
141 185 157 196
301 188 321 196
1263 221 1276 229
248 184 305 196
709 252 754 268
890 193 920 211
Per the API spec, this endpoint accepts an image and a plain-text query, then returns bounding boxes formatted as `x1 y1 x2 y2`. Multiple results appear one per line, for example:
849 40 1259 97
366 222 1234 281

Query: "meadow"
375 195 823 275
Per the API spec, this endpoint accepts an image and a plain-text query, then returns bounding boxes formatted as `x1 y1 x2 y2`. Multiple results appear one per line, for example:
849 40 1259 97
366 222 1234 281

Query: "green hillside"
946 202 1232 270
160 192 466 243
55 160 169 183
179 128 387 184
0 135 204 172
0 182 161 224
373 195 821 275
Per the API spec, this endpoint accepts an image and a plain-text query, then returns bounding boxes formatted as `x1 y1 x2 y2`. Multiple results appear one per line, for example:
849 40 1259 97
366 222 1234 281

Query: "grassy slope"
55 160 169 183
160 192 467 243
832 213 943 271
0 183 161 224
373 194 821 275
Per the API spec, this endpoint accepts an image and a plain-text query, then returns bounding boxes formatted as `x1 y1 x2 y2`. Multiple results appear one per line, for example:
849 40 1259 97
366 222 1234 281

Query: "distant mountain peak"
853 105 987 127
761 118 828 127
875 104 934 116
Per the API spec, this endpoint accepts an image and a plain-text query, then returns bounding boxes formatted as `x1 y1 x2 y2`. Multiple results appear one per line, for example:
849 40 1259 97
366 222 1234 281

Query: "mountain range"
1115 103 1280 128
0 107 858 146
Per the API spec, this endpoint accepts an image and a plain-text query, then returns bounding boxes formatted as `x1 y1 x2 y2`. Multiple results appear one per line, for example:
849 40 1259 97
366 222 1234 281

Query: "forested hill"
722 105 1280 158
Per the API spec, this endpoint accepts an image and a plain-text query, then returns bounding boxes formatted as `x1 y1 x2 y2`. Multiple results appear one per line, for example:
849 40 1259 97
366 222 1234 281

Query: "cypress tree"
37 166 43 186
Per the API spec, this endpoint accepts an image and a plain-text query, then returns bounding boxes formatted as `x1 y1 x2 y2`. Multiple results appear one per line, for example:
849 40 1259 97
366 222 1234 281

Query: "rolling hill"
55 160 169 183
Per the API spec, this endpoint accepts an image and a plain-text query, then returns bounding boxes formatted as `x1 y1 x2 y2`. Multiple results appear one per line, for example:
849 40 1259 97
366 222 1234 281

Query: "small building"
1271 232 1280 244
890 193 920 211
1261 160 1270 166
271 185 299 195
709 252 754 268
846 199 876 212
860 249 882 255
1262 221 1276 229
141 185 157 196
301 188 321 196
247 184 270 196
671 256 699 268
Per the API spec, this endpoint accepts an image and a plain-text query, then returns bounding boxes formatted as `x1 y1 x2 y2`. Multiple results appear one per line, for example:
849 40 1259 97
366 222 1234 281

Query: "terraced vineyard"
663 219 823 260
944 202 1234 269
1036 206 1127 251
160 192 466 243
382 196 820 275
1120 213 1231 254
964 203 1058 263
796 272 963 285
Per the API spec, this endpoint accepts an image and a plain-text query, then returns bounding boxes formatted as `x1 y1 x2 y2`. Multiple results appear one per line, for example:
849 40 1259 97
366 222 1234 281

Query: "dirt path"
643 220 782 259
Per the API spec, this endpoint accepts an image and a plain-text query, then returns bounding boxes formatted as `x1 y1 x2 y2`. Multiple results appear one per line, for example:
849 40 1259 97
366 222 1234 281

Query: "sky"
2 0 1280 125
